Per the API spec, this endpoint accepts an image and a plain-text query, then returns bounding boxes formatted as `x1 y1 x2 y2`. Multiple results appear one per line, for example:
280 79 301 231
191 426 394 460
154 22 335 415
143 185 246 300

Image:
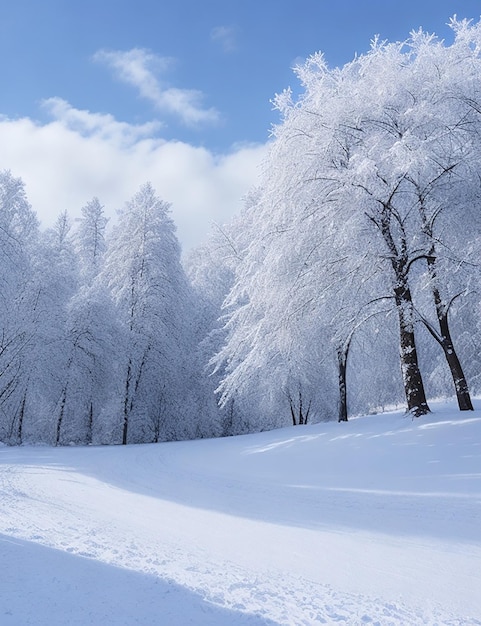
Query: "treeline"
0 177 211 445
2 18 481 446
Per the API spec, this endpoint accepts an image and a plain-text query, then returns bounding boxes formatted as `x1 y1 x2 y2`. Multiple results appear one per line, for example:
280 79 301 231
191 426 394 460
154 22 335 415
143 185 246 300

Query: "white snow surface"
1 399 480 625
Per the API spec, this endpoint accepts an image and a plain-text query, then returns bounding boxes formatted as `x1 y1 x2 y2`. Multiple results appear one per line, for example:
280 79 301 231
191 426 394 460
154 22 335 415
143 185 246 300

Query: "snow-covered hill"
1 399 480 625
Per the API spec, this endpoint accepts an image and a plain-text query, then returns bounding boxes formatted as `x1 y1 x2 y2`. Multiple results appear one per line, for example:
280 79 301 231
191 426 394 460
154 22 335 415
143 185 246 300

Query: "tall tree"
216 20 481 423
0 170 39 443
353 27 478 412
102 182 196 444
74 196 108 282
49 198 118 445
186 198 261 436
263 27 481 416
31 211 80 444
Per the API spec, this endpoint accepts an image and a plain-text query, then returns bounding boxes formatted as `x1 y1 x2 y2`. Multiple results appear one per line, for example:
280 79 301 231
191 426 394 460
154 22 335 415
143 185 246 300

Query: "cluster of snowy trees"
0 175 214 445
2 18 481 446
202 18 481 427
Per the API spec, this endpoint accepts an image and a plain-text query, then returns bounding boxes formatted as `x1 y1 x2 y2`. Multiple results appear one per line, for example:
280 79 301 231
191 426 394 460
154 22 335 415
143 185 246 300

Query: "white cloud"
211 26 237 53
93 48 220 127
0 103 267 252
42 97 162 144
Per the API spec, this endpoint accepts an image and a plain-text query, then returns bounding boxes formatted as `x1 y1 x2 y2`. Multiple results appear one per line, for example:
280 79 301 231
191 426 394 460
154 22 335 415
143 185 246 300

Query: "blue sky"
1 0 480 249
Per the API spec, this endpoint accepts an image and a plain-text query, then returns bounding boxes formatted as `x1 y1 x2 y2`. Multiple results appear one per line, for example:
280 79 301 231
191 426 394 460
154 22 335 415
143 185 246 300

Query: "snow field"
1 399 480 624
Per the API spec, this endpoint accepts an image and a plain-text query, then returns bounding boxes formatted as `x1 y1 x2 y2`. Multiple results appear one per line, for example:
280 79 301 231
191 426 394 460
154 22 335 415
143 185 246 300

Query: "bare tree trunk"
287 388 311 425
377 208 430 417
439 322 473 411
413 187 473 411
122 360 132 445
395 282 430 416
17 391 27 444
86 402 93 444
438 324 473 411
426 255 473 411
337 346 348 422
55 388 67 446
289 401 297 426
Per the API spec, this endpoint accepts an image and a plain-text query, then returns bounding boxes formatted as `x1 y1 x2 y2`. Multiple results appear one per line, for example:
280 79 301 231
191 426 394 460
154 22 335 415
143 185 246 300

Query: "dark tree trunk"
414 188 473 411
378 208 430 417
122 360 132 445
287 389 311 425
55 388 67 446
16 390 27 444
289 402 297 426
426 255 473 411
337 347 348 422
86 402 94 444
394 282 430 417
440 324 474 411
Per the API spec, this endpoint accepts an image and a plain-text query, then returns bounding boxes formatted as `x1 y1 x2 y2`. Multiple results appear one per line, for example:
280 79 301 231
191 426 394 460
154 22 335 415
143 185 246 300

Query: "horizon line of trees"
2 17 481 446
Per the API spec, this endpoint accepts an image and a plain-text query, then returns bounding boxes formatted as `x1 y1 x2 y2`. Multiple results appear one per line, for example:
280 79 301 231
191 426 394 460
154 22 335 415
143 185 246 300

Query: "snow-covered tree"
27 211 80 444
0 170 39 443
102 182 196 444
186 197 261 436
45 199 119 445
74 196 108 282
215 18 481 425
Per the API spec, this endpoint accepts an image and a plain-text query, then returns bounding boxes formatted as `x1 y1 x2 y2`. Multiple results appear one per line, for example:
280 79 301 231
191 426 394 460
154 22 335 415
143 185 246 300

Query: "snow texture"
0 399 480 625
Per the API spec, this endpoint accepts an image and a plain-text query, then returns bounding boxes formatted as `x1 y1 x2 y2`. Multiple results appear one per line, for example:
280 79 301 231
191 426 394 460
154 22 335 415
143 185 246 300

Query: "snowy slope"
0 399 480 625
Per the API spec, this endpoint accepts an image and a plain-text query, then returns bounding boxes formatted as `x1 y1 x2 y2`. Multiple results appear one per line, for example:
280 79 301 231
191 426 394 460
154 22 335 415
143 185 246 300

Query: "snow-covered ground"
0 399 480 625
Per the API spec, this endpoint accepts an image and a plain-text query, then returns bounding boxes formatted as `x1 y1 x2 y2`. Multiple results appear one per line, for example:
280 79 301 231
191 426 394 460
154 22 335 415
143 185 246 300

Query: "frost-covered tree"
44 199 119 445
213 204 339 428
28 211 80 444
337 25 480 412
214 66 401 424
74 197 108 282
284 22 481 415
186 197 260 436
56 284 120 445
0 171 40 443
215 18 481 425
102 182 196 444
